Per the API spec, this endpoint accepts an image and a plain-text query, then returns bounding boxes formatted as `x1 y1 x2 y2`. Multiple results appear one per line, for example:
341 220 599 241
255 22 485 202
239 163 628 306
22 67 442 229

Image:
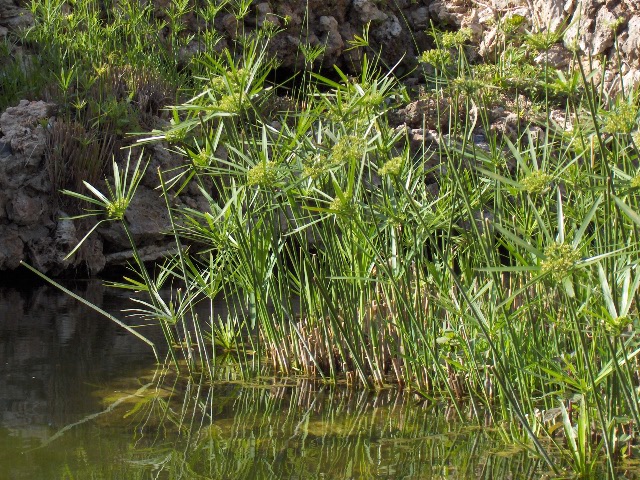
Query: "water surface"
0 281 594 479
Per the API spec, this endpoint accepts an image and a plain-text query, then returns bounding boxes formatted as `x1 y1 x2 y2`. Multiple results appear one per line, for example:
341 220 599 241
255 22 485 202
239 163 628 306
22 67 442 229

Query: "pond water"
0 281 605 479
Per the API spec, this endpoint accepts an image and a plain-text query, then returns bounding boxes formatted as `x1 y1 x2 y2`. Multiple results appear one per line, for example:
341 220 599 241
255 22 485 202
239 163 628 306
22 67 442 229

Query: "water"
0 281 616 479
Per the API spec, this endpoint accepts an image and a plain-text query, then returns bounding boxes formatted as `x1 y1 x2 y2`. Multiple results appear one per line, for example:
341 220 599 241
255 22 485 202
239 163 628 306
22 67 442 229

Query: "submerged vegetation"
9 0 640 476
8 363 562 479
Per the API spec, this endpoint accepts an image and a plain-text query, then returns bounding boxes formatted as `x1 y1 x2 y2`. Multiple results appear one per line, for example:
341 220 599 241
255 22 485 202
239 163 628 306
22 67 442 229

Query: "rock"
0 100 56 164
318 16 344 61
54 216 77 249
104 243 177 265
620 16 640 68
428 0 469 27
490 111 521 140
563 0 597 54
0 96 193 274
461 8 483 42
550 109 574 131
6 189 50 226
532 0 574 34
99 185 172 248
408 128 439 154
256 2 280 28
393 98 455 131
479 26 500 61
353 0 388 24
377 14 402 40
220 13 240 40
591 7 617 55
18 224 49 244
0 0 33 31
0 225 23 269
79 236 106 274
26 236 63 273
1 0 640 277
140 143 182 189
410 7 430 30
534 44 573 68
125 186 172 243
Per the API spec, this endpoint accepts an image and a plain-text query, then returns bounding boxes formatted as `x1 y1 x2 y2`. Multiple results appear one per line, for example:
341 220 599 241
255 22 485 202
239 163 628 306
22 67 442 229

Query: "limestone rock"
255 3 280 28
532 0 574 33
318 16 344 61
104 243 177 265
591 7 617 55
0 0 33 31
410 7 430 30
353 0 388 24
534 44 573 69
99 185 171 248
428 0 469 27
393 98 455 131
621 16 640 68
0 100 55 164
0 225 23 270
6 190 50 226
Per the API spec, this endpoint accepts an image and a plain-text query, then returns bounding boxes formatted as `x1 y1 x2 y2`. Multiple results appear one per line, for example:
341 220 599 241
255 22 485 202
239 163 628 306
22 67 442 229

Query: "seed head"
329 194 353 216
540 243 581 280
521 170 554 195
164 128 186 144
106 197 129 221
603 315 632 335
379 156 404 177
247 161 278 187
331 135 367 165
439 28 472 48
303 161 327 179
218 93 247 113
192 151 210 168
502 15 526 35
602 102 638 135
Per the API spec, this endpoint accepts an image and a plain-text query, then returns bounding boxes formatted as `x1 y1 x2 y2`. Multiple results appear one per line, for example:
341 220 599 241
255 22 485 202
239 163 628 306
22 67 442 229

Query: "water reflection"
14 369 550 480
136 378 540 479
0 283 632 479
0 282 158 442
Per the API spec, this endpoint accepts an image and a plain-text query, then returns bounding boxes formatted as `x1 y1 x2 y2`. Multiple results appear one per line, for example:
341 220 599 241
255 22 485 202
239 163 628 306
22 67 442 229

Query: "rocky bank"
1 0 639 275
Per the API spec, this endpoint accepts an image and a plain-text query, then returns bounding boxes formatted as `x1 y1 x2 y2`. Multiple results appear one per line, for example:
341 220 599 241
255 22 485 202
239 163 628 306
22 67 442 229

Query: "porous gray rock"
255 2 279 28
318 15 344 61
0 224 24 270
0 100 55 164
428 0 469 27
532 0 574 34
7 190 50 227
392 98 456 131
0 100 199 274
0 0 33 31
353 0 388 24
534 44 573 69
620 16 640 68
98 185 172 249
591 7 618 56
2 0 640 95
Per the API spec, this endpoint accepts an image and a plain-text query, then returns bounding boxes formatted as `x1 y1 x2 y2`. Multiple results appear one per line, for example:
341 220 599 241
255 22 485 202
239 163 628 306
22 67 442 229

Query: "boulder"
0 100 55 165
0 225 23 270
0 0 33 31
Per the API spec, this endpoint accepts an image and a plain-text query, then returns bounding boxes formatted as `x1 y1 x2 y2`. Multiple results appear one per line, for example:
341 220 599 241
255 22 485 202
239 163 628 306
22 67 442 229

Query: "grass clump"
16 1 640 476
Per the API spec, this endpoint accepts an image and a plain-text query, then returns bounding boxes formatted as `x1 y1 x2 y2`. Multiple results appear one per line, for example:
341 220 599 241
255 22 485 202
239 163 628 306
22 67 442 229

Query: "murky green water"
2 282 632 479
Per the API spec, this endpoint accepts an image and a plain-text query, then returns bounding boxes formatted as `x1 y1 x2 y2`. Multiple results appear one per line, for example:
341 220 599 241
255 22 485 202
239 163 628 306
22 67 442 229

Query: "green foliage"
20 2 640 476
